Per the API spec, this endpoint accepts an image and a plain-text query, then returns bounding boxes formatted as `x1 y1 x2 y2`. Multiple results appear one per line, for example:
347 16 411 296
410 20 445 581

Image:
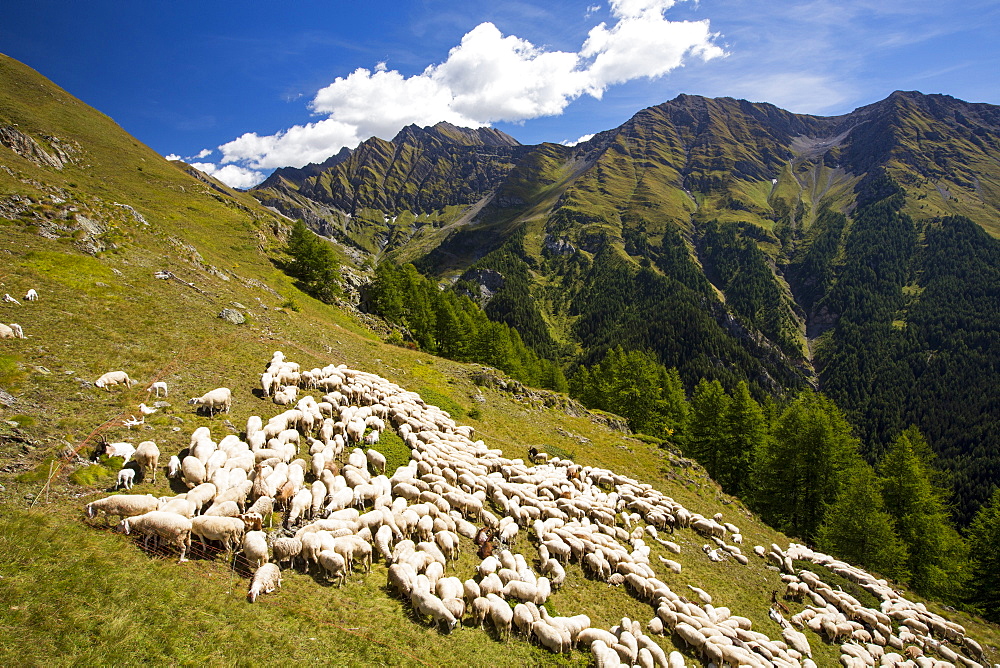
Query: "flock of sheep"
80 351 991 667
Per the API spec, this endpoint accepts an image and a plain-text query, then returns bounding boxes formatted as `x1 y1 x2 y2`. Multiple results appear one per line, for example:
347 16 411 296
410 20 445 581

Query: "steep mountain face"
254 91 1000 520
253 122 530 255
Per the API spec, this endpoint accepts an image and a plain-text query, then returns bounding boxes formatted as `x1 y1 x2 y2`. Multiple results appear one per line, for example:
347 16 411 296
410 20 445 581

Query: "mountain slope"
255 90 1000 522
252 122 530 257
2 53 999 665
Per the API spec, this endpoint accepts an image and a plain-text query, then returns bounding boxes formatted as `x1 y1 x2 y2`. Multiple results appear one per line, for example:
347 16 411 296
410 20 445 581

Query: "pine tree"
878 426 969 601
965 486 1000 621
816 462 910 580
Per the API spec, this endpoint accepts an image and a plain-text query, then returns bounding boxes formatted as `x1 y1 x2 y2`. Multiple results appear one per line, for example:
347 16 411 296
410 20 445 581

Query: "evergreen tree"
687 379 730 481
284 220 341 303
721 381 766 496
569 348 689 440
752 391 862 540
816 462 910 580
966 486 1000 621
660 367 690 440
878 426 969 601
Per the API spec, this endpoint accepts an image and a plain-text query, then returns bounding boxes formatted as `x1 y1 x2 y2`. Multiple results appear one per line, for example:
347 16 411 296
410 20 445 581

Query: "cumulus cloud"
165 153 182 161
561 133 596 146
193 148 213 159
190 162 265 189
214 0 723 173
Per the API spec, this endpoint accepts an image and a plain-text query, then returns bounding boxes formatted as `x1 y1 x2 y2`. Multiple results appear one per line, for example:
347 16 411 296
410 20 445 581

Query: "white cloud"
193 148 213 159
561 133 595 146
218 0 723 171
165 153 182 161
190 162 266 189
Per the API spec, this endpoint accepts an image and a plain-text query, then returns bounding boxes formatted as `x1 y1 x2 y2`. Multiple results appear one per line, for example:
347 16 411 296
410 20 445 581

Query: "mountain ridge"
249 88 1000 524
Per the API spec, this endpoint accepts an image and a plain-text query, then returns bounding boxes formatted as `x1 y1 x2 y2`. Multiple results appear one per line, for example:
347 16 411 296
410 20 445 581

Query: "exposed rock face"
0 126 76 169
543 235 575 255
462 268 505 302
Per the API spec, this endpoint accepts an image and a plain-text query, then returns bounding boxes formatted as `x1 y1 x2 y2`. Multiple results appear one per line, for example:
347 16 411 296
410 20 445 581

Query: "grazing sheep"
133 441 160 483
24 289 38 301
203 500 241 517
167 455 181 479
95 371 134 392
318 549 347 585
120 511 193 562
532 619 570 654
147 381 168 397
85 494 158 523
181 456 206 489
366 448 387 475
242 530 269 569
412 590 459 632
190 515 245 552
188 387 232 416
247 563 282 603
0 323 25 339
116 467 135 490
158 496 196 518
271 537 303 569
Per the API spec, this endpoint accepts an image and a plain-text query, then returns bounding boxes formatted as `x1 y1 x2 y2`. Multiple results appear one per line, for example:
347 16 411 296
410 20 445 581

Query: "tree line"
365 261 567 392
572 346 997 616
310 221 1000 620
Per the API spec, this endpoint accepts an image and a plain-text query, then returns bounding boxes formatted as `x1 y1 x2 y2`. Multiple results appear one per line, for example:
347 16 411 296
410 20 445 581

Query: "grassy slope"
1 55 998 666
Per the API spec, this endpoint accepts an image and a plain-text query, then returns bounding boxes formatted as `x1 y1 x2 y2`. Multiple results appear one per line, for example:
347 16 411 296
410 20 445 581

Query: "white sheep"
85 494 158 524
181 456 206 488
271 537 303 569
24 289 38 301
95 371 134 391
366 448 387 475
120 511 192 562
242 530 269 569
191 515 245 552
147 381 168 397
167 455 181 479
247 562 282 603
188 387 232 416
2 293 20 305
411 590 459 632
317 549 347 585
116 467 135 490
133 441 160 483
0 323 25 339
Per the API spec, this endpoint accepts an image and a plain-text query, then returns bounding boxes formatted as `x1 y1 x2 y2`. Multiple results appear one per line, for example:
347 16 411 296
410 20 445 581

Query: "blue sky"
3 0 998 188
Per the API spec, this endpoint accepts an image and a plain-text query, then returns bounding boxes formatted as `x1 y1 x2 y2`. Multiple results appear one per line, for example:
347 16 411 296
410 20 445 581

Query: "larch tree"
721 380 766 496
965 486 1000 621
878 426 969 601
687 379 730 482
751 391 861 540
816 461 910 580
